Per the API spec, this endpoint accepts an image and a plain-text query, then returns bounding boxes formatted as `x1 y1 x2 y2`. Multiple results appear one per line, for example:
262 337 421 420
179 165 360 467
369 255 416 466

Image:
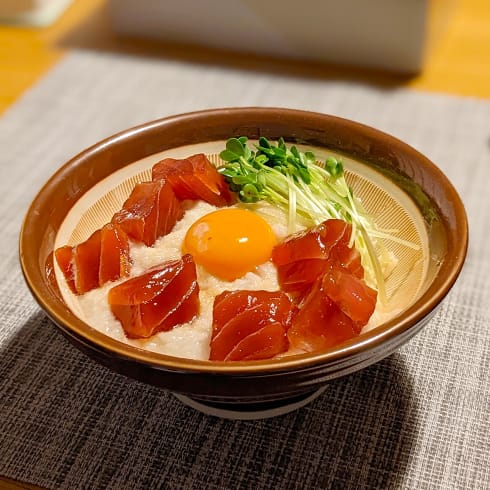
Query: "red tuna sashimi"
322 264 377 328
211 302 286 361
276 258 330 300
72 229 101 294
108 254 199 339
272 219 364 296
210 290 295 361
272 219 352 266
288 265 377 354
54 245 77 294
112 179 183 246
99 223 131 285
212 290 296 334
152 153 234 207
155 179 185 238
288 278 358 353
225 323 289 362
55 223 131 295
329 237 364 279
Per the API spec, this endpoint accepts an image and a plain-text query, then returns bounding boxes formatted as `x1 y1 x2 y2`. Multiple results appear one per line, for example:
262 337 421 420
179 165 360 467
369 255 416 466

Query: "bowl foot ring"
173 386 327 420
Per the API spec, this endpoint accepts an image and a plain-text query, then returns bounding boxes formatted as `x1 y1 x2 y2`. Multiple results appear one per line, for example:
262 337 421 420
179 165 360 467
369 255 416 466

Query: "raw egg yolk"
183 208 277 281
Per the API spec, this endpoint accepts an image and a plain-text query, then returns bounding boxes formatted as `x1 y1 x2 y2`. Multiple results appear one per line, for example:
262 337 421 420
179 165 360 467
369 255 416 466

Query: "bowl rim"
19 106 469 374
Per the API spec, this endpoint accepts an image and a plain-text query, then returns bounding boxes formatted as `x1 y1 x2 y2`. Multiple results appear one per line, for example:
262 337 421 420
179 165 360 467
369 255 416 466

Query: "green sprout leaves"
219 136 251 163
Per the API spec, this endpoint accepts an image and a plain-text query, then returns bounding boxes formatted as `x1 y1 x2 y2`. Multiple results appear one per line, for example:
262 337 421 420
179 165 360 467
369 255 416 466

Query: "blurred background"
1 3 490 490
1 0 489 116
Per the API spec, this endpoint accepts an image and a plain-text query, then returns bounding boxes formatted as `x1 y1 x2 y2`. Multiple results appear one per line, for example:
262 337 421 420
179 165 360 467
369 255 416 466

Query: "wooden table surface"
0 0 489 489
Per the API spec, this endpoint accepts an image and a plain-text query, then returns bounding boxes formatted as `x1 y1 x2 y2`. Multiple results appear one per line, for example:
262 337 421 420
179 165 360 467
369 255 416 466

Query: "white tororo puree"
77 201 291 360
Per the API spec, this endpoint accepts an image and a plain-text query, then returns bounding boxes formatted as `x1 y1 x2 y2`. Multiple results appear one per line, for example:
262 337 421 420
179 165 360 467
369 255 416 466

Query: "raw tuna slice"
272 219 352 266
225 323 289 361
288 277 358 353
272 219 364 297
72 229 101 294
210 290 295 361
108 254 199 339
276 258 329 300
112 179 183 246
271 219 377 354
99 223 131 285
322 264 377 328
54 246 76 294
288 264 377 354
54 223 131 295
152 153 234 207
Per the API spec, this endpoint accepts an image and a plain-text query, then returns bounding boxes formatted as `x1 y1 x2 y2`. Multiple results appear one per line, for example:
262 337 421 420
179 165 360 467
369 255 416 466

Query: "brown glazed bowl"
19 108 468 419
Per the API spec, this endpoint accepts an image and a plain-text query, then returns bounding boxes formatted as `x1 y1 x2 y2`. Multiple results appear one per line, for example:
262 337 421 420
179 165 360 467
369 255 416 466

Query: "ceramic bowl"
19 108 468 419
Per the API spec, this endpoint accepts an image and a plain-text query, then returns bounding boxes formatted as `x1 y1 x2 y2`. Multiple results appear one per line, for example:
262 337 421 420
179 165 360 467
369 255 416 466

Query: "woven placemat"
0 50 488 489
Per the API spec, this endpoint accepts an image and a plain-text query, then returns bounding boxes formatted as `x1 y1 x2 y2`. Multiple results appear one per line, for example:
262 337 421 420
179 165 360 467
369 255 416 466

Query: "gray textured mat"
0 50 489 489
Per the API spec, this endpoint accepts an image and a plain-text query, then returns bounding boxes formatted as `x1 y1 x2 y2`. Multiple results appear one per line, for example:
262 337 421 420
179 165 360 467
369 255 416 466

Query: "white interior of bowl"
54 140 429 357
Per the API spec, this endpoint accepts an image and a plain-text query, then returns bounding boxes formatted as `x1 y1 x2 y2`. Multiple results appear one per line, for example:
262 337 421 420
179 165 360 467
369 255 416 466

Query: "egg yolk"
183 208 277 281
